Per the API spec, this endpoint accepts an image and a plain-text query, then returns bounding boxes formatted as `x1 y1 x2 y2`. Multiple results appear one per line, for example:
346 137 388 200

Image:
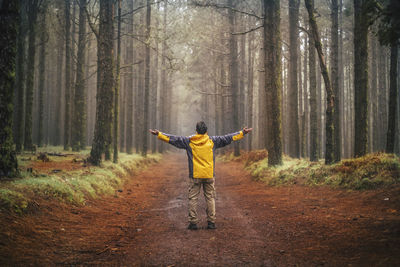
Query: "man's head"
196 121 207 134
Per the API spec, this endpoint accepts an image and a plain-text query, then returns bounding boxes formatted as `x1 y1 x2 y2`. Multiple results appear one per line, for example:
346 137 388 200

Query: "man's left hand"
243 127 253 134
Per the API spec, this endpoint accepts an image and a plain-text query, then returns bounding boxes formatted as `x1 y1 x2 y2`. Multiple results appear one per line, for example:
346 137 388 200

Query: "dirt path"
1 154 400 266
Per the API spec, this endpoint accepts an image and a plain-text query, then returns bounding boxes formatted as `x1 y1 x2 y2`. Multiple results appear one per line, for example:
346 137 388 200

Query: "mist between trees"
1 0 399 174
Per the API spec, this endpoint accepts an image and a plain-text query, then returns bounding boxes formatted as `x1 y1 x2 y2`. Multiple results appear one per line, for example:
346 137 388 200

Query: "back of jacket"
157 131 244 178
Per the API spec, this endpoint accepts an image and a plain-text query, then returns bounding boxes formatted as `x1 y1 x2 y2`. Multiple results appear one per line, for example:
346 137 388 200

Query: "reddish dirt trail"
1 154 400 266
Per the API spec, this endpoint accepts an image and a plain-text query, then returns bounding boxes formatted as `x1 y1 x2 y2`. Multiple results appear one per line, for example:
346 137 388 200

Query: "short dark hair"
196 121 207 134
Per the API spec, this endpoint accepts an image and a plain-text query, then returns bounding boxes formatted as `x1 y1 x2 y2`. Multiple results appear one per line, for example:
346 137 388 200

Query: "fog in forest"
2 0 400 168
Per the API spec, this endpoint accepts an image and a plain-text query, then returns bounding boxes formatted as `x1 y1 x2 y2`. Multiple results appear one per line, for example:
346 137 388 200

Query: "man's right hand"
149 129 159 136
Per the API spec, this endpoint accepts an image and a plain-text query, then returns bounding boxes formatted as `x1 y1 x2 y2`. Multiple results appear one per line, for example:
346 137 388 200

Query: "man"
149 121 253 230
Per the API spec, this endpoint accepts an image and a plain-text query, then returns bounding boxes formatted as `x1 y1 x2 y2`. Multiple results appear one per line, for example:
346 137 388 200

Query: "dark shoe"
188 223 198 230
207 221 216 229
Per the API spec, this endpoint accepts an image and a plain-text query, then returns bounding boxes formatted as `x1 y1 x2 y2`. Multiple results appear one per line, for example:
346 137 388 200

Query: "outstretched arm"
149 129 189 149
212 127 253 149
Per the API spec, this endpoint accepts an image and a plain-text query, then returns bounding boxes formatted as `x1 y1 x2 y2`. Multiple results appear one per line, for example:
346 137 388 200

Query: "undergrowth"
0 147 161 214
222 150 400 190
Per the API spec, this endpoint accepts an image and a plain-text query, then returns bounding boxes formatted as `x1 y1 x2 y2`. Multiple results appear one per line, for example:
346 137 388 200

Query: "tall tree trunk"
264 0 282 166
54 22 64 146
239 16 246 149
308 1 318 162
113 0 121 163
14 0 26 152
378 47 388 150
353 0 370 157
331 0 341 162
37 4 47 147
151 2 160 154
64 0 71 150
88 0 114 166
126 0 134 154
228 0 240 156
24 0 39 151
142 0 151 156
303 25 309 157
159 0 167 153
258 25 266 149
247 21 254 151
288 0 300 158
305 0 335 164
386 42 398 153
0 0 19 177
72 0 87 151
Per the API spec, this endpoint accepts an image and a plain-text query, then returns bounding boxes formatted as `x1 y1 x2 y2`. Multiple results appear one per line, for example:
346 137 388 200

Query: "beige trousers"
188 178 216 224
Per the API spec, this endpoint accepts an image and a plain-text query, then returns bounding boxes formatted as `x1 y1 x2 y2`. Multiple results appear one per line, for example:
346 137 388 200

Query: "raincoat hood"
190 133 210 145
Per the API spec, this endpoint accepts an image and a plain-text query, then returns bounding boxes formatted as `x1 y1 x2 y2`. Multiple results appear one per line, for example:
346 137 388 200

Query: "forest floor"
1 153 400 266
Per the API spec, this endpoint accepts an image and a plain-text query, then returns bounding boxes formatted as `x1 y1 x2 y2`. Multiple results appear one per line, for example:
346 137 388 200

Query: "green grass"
0 147 161 213
226 150 400 190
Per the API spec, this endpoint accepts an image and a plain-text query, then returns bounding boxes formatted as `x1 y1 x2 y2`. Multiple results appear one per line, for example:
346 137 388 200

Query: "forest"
0 0 400 265
1 0 400 170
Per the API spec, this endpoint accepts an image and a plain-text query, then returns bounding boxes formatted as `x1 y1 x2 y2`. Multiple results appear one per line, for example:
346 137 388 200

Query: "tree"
125 0 134 154
378 0 400 153
113 0 121 163
72 0 87 151
24 0 40 151
228 0 240 157
305 0 335 164
353 0 377 157
309 11 318 162
0 0 19 177
14 0 27 152
37 2 48 147
288 0 300 158
54 1 64 146
142 0 151 156
88 0 114 165
159 0 167 153
331 0 341 162
64 0 71 150
264 0 282 166
247 17 254 151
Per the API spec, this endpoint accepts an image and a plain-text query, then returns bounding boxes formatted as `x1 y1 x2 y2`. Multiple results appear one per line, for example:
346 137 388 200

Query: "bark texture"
0 0 19 177
264 0 282 166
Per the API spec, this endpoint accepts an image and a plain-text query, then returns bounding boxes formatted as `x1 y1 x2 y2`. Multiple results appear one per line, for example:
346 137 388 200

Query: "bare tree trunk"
331 0 341 162
37 4 47 147
126 0 134 154
64 0 71 150
88 0 114 165
308 1 318 162
151 2 160 154
159 0 167 153
264 0 282 166
72 0 87 151
353 0 370 157
0 0 19 177
228 0 240 156
288 0 300 158
113 0 121 163
305 0 335 164
24 0 40 151
14 0 27 152
142 0 151 157
247 19 254 151
386 41 398 153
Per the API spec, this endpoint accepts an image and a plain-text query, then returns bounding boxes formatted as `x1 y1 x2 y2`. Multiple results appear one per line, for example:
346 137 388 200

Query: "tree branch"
194 89 232 97
232 25 263 35
190 0 263 20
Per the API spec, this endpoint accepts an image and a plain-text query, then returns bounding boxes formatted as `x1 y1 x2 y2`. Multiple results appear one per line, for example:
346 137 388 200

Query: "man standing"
149 121 253 230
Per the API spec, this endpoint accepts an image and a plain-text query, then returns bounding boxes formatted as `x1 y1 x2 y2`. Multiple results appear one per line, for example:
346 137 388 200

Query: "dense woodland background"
1 0 399 174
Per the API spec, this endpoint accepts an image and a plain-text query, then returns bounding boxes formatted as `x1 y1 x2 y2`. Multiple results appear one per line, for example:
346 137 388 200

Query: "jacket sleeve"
211 131 245 149
157 132 190 149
